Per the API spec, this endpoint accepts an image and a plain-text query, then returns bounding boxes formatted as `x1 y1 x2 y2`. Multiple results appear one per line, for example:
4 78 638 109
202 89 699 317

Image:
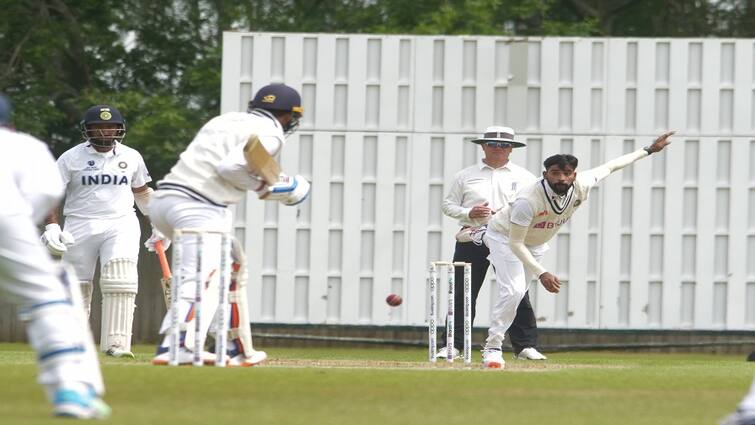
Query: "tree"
0 0 221 178
1 1 125 147
1 0 751 181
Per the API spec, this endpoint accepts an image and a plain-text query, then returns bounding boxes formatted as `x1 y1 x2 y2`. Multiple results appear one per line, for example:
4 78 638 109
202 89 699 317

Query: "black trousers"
443 240 538 354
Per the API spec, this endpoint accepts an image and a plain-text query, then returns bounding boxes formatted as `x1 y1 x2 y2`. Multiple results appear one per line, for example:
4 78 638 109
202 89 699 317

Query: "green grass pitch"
0 343 751 424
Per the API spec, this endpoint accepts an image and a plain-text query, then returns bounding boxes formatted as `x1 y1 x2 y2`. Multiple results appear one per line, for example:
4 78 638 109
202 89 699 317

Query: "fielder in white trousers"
0 111 109 419
0 217 107 418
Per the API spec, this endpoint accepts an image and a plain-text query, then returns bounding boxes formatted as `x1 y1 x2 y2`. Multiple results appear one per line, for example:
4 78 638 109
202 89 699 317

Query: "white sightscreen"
222 33 755 330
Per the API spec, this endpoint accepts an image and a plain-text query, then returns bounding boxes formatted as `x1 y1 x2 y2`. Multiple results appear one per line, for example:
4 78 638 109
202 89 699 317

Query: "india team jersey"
157 110 286 206
57 142 151 219
488 166 610 247
0 128 63 222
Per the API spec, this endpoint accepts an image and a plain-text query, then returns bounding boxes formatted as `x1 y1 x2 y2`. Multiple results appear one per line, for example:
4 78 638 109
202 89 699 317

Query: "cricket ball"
385 294 403 307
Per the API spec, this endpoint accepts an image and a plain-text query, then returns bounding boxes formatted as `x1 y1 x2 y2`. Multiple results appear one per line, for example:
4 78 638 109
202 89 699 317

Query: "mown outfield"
0 343 751 425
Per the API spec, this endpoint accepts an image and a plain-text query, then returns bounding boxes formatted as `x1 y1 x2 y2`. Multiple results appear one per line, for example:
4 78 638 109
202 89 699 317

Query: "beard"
89 138 115 148
548 181 571 195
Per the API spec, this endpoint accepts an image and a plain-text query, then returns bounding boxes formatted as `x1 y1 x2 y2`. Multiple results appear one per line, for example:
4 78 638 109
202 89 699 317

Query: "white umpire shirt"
441 159 537 227
56 142 151 219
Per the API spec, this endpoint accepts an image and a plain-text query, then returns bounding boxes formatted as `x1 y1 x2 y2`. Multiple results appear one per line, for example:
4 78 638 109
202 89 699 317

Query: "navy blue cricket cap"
248 84 303 115
82 105 125 126
0 94 11 125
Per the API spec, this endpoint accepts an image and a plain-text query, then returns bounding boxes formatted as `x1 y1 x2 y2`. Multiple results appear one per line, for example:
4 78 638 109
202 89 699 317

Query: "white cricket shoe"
151 347 216 366
227 350 268 367
435 346 460 360
516 347 547 360
104 345 135 359
481 348 504 369
204 349 268 367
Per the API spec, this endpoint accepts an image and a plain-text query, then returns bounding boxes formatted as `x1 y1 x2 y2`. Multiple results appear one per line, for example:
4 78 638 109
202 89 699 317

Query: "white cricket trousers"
0 213 104 398
483 228 546 350
62 214 141 281
148 193 231 349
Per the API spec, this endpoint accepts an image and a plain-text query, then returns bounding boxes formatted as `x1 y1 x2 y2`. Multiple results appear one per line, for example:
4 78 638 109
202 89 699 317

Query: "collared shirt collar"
541 178 573 204
86 141 119 157
478 159 511 171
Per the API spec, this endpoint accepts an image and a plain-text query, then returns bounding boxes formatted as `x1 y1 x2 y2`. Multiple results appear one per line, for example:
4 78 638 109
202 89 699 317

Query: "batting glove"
258 174 311 206
40 223 75 256
144 226 171 252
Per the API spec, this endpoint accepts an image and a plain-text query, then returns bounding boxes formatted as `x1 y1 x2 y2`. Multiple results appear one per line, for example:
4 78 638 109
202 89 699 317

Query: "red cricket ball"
385 294 403 307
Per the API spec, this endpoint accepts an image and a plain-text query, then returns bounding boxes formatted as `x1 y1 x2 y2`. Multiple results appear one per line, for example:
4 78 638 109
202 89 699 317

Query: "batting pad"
79 280 93 318
227 237 255 357
100 259 137 353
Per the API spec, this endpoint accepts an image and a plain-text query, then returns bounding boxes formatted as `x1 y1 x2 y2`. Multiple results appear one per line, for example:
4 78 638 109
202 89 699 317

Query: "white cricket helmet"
471 126 526 148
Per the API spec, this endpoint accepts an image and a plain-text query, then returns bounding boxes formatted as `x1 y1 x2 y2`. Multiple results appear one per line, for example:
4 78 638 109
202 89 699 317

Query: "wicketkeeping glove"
40 223 75 256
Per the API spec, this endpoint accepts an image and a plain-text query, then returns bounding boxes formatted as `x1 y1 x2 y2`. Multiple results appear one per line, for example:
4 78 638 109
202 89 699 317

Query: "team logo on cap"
118 161 127 169
100 110 112 120
261 94 276 103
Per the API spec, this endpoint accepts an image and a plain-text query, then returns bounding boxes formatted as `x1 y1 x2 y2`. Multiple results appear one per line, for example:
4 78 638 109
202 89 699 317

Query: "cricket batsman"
149 83 310 366
41 104 167 358
479 130 674 368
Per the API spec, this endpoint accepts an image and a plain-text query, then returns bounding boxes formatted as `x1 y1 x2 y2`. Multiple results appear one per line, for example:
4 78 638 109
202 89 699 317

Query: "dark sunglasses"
484 141 511 148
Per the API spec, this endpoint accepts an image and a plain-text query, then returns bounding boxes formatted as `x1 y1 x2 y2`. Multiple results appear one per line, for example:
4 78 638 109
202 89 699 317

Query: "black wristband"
643 146 653 155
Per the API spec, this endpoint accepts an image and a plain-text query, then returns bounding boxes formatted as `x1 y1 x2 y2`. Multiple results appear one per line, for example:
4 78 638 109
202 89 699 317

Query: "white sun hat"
470 126 526 148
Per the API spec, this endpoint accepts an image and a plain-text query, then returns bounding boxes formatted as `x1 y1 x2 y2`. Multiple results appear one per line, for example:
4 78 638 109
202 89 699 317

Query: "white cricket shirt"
488 167 609 246
0 128 63 223
157 110 286 206
441 159 536 227
56 142 151 219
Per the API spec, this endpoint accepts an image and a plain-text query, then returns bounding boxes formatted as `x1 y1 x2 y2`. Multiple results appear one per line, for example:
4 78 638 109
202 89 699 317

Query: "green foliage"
0 0 127 149
1 0 752 180
77 89 201 178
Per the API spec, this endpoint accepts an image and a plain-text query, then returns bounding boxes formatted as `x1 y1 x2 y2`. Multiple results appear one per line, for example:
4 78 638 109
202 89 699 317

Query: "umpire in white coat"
438 126 546 361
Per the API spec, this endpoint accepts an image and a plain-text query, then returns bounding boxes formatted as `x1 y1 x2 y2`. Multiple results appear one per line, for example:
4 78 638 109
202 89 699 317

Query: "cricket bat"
243 135 281 186
154 240 172 308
